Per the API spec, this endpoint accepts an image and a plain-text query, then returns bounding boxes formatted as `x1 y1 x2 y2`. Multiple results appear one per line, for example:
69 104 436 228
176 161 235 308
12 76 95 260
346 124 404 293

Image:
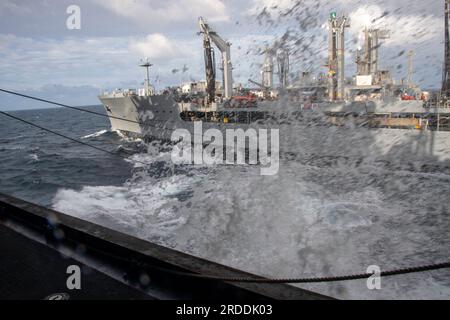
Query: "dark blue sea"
0 106 134 206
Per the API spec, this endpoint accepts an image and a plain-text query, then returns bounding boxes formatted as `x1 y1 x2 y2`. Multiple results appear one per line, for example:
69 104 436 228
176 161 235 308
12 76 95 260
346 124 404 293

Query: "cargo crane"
277 49 290 89
200 25 216 103
442 0 450 99
248 78 271 99
198 17 233 101
261 47 274 89
407 50 415 89
327 12 350 101
356 28 390 79
247 47 274 100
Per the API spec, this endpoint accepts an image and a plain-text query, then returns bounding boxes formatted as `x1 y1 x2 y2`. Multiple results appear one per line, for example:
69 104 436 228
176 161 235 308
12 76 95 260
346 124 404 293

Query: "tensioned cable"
0 110 151 167
3 91 450 284
0 88 173 132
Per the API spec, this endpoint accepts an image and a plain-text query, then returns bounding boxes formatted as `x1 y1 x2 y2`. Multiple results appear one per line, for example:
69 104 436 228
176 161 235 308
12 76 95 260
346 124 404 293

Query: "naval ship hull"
98 94 175 140
98 93 274 141
98 94 450 168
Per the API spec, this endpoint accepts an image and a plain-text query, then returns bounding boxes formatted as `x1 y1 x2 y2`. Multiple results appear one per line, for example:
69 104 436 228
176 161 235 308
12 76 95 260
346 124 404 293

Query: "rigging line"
0 88 174 132
4 106 448 284
81 240 450 284
142 261 450 284
0 110 150 167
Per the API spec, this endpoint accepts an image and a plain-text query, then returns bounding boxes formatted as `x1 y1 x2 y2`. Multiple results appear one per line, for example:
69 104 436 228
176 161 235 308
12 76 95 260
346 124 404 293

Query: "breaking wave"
81 129 109 139
52 125 450 299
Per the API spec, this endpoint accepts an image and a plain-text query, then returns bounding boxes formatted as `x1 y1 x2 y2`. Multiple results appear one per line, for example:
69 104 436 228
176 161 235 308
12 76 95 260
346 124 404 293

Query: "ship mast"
139 58 153 96
261 46 274 89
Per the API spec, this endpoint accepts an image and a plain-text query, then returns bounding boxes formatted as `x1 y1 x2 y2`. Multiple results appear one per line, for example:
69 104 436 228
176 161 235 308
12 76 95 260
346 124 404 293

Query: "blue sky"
0 0 445 110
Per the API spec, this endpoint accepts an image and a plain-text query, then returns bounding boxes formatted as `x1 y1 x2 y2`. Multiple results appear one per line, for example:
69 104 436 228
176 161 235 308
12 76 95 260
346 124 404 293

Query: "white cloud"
348 5 442 47
94 0 229 25
0 0 33 15
129 33 180 59
0 0 443 95
0 33 205 92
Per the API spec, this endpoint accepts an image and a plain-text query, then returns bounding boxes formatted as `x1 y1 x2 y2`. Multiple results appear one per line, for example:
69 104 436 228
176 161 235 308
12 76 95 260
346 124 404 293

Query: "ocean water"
1 105 449 299
0 107 134 206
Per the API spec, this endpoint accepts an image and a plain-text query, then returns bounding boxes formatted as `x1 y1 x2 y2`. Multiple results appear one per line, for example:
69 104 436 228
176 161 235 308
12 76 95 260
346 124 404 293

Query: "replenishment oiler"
99 13 450 163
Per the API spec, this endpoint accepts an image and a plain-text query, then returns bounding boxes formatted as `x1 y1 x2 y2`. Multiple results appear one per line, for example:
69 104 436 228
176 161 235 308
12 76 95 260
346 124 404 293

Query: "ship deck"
0 223 152 300
0 193 332 300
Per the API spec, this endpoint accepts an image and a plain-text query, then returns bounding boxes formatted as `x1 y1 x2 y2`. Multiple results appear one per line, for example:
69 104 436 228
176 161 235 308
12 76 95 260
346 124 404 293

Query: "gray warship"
98 17 282 142
99 14 450 163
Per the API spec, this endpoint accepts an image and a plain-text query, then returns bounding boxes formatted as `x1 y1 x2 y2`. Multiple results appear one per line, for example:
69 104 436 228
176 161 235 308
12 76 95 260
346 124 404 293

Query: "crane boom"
202 31 215 103
248 79 267 89
248 79 270 99
198 17 233 99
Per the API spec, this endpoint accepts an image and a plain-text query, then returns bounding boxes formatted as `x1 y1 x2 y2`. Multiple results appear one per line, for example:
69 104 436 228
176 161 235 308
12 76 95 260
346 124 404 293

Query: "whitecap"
81 129 108 139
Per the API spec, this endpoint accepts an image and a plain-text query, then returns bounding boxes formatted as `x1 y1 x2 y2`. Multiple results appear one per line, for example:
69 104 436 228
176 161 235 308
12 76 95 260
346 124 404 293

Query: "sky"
0 0 446 110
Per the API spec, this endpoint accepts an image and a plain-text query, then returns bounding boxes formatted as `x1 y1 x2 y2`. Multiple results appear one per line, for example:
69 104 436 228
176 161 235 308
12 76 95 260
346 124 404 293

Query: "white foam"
114 130 143 143
28 153 39 162
52 126 450 299
81 129 108 139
